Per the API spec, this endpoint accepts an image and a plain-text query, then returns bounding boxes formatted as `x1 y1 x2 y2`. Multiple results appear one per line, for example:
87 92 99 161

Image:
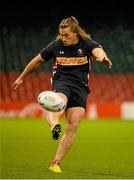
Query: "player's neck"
72 37 79 46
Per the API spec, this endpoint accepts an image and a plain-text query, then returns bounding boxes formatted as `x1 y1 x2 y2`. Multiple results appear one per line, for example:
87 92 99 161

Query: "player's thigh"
65 107 85 124
57 92 68 106
52 80 70 105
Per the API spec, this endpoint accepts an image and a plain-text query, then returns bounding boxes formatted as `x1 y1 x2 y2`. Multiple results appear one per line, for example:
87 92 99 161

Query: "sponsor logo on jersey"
56 56 88 66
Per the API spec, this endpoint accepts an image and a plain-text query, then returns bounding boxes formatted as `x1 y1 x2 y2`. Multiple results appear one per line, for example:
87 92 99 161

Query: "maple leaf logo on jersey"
77 48 83 55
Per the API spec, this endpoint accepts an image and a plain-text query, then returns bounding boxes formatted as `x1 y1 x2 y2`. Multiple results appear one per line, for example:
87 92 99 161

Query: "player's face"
59 27 78 46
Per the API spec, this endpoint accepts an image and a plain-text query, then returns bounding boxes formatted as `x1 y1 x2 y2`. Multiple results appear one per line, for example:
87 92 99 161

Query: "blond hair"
57 16 91 40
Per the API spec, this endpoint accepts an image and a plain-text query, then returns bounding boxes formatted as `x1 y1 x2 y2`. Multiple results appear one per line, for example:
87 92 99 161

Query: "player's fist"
12 78 23 91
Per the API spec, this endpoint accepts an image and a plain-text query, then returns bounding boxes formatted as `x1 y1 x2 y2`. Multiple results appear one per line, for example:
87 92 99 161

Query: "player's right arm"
13 54 45 91
13 40 57 91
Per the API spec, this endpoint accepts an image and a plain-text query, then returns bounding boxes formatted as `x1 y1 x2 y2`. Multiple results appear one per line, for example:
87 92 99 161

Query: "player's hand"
103 58 112 69
12 78 24 91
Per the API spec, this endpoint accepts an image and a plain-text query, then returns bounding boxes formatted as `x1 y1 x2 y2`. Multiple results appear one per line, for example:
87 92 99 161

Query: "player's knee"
67 118 81 134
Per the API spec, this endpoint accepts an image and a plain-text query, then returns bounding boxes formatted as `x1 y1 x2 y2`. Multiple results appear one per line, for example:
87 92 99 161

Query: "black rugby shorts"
51 80 89 111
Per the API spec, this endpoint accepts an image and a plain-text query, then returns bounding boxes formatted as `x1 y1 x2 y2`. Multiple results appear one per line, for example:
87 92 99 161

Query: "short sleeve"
40 40 57 61
86 40 103 53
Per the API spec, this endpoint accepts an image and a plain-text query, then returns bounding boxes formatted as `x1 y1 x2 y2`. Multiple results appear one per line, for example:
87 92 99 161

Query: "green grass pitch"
0 117 134 179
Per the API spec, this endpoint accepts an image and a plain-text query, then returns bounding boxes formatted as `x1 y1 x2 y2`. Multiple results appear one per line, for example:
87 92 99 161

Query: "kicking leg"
46 92 67 140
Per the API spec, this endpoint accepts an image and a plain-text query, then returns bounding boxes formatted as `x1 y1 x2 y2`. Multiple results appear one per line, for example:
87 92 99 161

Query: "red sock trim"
52 159 60 165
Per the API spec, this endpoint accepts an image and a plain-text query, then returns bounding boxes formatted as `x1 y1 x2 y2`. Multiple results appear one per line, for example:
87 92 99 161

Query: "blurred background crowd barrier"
0 26 134 119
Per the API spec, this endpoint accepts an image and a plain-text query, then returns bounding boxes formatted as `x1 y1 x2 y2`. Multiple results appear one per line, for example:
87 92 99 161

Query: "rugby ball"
37 91 66 112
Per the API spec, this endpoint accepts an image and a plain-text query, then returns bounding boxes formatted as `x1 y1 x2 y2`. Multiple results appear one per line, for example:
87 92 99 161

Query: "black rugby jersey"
40 39 102 86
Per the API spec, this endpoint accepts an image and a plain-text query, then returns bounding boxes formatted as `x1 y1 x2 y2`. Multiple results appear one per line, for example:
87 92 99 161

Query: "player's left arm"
92 47 112 69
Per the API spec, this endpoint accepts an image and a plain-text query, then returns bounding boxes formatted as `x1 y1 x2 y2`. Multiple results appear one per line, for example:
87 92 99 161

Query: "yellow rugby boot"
49 163 62 173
